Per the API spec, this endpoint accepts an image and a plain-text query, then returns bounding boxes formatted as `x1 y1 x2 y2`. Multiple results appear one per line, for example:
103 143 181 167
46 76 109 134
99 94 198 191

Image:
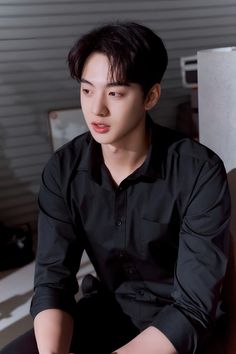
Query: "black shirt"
31 118 231 354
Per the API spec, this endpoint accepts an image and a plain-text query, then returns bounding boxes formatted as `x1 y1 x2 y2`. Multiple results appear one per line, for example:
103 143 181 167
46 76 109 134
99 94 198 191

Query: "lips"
91 122 110 133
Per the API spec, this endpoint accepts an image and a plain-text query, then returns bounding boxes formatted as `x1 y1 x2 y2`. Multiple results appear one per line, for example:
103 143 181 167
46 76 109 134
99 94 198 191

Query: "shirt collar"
138 115 167 180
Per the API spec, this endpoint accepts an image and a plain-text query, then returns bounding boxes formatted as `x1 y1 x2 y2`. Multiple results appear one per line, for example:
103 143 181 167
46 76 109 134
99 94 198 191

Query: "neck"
101 123 150 185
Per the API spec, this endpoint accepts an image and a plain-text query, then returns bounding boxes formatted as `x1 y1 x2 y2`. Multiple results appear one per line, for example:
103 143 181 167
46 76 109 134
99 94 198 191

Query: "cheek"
124 97 146 117
80 97 89 115
80 93 86 106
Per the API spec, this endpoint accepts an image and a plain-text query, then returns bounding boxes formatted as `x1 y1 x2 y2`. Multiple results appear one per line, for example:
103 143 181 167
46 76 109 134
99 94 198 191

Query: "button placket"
114 187 126 230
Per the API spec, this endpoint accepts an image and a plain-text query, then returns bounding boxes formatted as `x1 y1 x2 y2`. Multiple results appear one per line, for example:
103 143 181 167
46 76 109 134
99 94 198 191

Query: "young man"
0 22 231 354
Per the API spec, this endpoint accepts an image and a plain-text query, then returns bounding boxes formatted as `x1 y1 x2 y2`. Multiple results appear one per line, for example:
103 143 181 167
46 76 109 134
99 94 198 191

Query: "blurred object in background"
177 55 198 140
0 223 34 271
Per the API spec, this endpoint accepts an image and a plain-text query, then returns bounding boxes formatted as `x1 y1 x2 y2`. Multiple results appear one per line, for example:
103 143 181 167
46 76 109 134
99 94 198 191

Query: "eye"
108 91 124 97
81 86 93 96
82 88 90 94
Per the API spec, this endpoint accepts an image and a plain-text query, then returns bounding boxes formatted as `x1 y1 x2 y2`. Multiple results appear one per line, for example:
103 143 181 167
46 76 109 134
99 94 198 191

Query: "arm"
34 309 73 354
224 232 236 354
151 158 231 353
31 153 84 354
113 326 177 354
115 158 230 354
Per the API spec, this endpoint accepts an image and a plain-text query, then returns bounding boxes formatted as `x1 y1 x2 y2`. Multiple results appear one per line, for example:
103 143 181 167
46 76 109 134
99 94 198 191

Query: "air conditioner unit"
180 55 198 88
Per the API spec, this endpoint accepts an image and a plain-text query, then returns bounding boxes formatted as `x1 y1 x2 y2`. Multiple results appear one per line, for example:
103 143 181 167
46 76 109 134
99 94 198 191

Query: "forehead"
82 52 112 82
80 51 143 94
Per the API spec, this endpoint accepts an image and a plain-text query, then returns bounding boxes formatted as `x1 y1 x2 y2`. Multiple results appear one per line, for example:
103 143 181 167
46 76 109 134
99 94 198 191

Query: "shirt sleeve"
30 153 84 319
151 159 231 354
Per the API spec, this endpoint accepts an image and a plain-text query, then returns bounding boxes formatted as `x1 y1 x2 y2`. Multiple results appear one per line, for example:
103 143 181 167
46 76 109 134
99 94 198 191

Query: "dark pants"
0 291 139 354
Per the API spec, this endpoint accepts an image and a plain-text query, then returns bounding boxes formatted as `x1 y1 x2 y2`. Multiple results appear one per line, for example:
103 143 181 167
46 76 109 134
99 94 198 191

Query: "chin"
90 133 112 145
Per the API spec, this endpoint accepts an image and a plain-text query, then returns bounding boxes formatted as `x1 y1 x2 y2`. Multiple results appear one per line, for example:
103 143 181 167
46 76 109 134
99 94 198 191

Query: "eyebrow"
80 78 130 88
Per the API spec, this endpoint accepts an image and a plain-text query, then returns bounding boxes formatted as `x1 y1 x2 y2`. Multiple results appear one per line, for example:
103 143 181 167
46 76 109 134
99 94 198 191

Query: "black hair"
68 21 168 96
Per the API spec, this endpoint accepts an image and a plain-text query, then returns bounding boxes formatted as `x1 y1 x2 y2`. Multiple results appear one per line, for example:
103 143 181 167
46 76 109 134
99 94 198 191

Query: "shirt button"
116 220 122 226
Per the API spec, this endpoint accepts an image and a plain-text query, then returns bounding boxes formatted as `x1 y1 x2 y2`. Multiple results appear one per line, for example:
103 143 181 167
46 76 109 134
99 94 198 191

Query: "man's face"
80 52 149 148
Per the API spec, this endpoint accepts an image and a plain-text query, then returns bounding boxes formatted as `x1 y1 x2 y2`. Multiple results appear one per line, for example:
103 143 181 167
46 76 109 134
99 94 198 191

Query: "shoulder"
43 131 92 183
55 131 91 162
153 122 222 168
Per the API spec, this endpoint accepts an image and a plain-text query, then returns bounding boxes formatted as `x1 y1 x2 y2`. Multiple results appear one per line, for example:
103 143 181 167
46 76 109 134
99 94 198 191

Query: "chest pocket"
139 216 180 271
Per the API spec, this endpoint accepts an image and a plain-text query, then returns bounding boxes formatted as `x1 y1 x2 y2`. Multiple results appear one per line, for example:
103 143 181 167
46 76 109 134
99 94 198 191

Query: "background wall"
1 0 236 231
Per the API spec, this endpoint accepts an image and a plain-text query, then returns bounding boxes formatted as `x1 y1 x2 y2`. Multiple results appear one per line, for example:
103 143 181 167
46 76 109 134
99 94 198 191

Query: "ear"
144 83 161 110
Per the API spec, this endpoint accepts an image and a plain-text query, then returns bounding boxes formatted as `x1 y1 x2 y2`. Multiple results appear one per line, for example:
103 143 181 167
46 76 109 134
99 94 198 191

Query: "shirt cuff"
30 286 76 319
151 305 200 354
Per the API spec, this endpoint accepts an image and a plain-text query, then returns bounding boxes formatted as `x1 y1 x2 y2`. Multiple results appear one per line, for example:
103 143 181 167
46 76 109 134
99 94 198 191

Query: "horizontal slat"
0 101 79 117
0 114 41 127
3 144 51 158
0 164 44 178
0 59 65 73
0 175 40 188
1 124 39 137
1 13 235 31
8 154 50 168
0 70 69 83
0 11 236 34
0 1 236 17
0 0 96 3
0 0 236 5
0 38 72 51
1 21 236 42
166 34 236 50
0 80 74 95
2 135 49 148
0 48 67 62
0 0 235 5
0 183 39 199
0 90 78 106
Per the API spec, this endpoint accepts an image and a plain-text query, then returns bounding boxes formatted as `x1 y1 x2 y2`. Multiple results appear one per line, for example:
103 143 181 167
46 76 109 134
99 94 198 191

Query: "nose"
91 92 109 117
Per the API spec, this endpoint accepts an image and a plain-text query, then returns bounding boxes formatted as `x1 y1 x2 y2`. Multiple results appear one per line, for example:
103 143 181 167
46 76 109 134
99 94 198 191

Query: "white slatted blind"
1 0 236 254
